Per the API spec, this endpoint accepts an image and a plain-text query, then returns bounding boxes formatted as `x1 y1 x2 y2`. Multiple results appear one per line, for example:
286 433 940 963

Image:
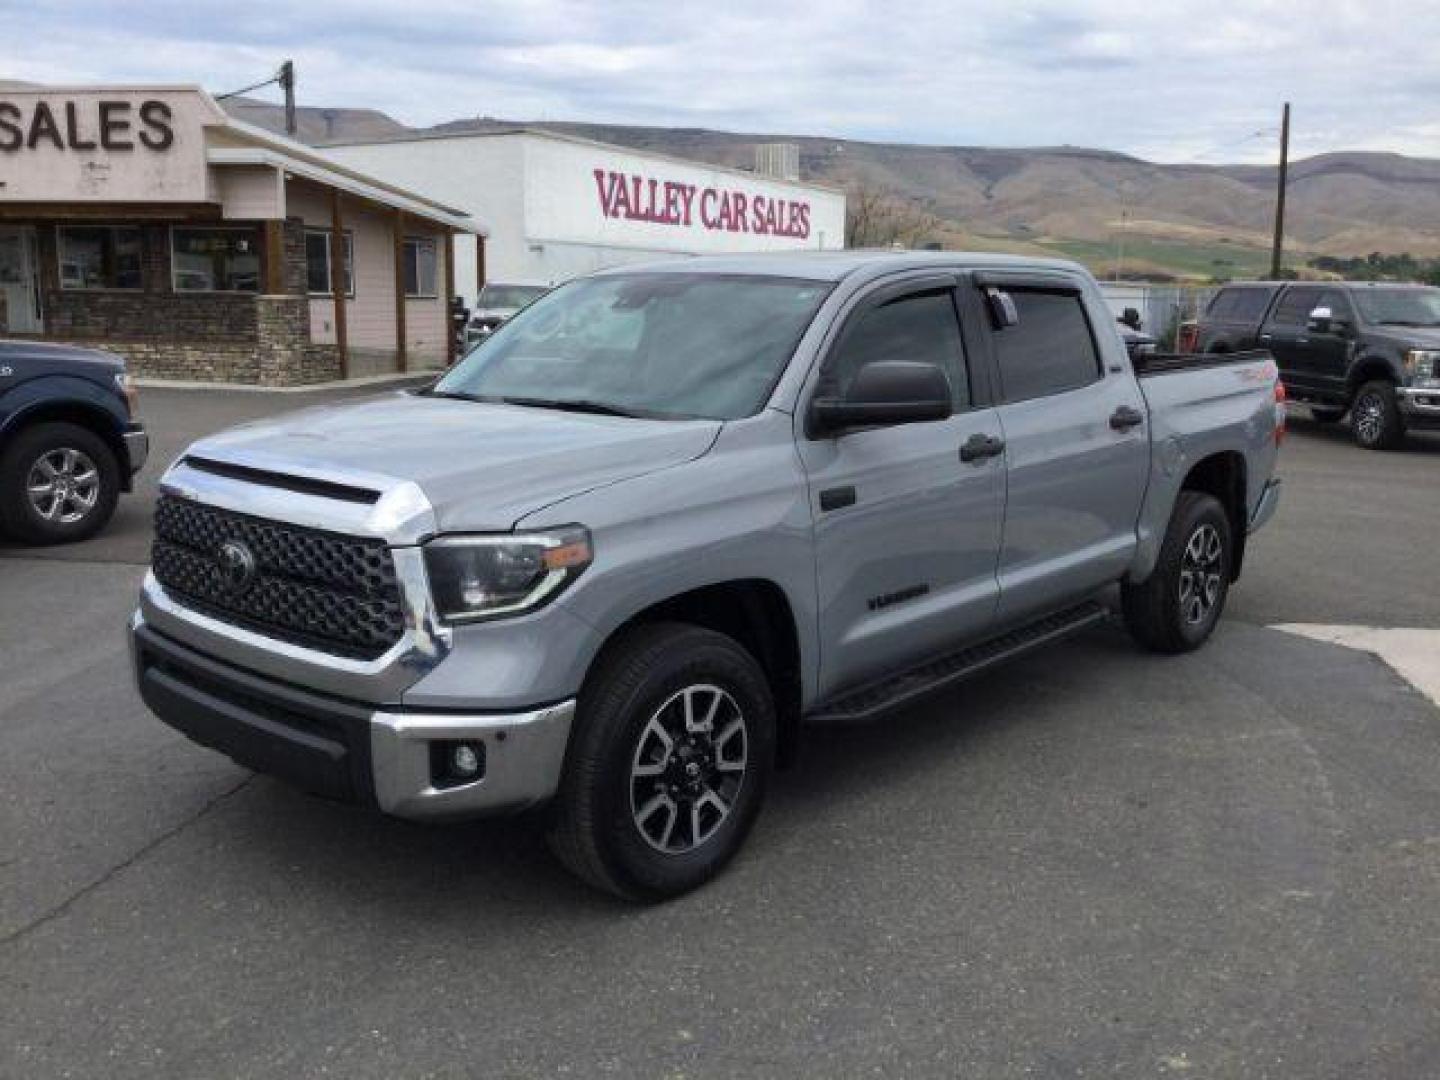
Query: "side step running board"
805 600 1110 725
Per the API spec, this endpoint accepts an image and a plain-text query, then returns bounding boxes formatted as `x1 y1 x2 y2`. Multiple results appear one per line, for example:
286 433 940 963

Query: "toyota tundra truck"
130 252 1283 900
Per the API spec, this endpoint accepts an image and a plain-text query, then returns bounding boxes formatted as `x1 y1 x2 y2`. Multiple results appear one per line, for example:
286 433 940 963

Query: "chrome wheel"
1354 391 1385 445
1178 523 1224 626
629 684 748 855
26 447 100 525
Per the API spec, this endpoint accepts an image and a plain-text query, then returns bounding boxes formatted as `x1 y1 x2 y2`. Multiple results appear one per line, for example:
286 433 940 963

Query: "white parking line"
1272 625 1440 708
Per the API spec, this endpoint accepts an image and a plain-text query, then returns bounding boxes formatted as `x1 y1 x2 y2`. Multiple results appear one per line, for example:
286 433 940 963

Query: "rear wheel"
1122 491 1232 654
0 422 119 544
1351 380 1405 451
547 623 776 900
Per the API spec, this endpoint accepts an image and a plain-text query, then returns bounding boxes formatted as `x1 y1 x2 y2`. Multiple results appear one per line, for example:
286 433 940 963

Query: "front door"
1296 287 1355 400
0 227 42 334
978 279 1151 624
1260 285 1325 394
797 274 1007 701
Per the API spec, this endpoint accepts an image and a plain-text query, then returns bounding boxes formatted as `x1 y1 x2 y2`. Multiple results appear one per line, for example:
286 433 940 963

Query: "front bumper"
1396 387 1440 429
122 426 149 475
131 614 575 820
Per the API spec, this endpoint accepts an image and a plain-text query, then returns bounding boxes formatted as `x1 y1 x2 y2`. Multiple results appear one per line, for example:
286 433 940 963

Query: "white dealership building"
324 129 847 305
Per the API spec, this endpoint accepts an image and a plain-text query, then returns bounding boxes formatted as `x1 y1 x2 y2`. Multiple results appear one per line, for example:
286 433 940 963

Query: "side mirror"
811 361 952 436
1307 306 1338 334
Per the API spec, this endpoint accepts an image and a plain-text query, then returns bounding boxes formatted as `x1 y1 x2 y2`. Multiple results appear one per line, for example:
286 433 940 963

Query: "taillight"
1178 321 1199 353
1274 379 1287 444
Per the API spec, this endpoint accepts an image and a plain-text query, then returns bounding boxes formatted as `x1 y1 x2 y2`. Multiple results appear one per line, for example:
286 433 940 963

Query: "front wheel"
0 422 120 544
1122 491 1232 654
1351 380 1406 451
547 623 776 900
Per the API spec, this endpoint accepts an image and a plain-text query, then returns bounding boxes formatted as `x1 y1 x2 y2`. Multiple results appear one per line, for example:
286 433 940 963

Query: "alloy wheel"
1178 523 1224 626
1354 392 1385 445
629 684 748 855
26 447 100 525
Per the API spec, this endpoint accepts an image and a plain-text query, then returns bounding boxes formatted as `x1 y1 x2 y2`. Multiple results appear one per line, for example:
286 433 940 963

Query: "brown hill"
228 100 1440 278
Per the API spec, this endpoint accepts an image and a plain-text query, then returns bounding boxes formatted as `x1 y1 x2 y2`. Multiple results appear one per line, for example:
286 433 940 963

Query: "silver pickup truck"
130 252 1283 899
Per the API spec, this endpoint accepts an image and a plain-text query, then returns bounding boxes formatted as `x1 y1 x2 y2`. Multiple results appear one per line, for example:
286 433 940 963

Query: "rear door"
797 273 1006 700
1260 286 1325 391
974 275 1150 625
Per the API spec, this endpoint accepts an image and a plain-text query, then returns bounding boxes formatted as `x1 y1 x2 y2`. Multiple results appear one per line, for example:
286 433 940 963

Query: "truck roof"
595 249 1091 284
1218 280 1434 292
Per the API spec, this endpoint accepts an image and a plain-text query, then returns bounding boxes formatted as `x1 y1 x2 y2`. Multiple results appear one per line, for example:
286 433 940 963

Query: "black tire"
0 422 120 545
1350 380 1406 451
547 622 776 901
1309 406 1345 423
1121 491 1232 655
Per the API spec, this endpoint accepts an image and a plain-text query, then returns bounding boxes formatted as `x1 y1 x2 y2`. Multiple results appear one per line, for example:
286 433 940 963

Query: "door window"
1269 287 1324 326
989 289 1101 402
824 289 970 409
1315 289 1353 324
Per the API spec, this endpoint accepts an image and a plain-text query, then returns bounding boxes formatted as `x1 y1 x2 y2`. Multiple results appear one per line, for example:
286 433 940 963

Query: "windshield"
478 284 548 310
436 272 833 421
1353 288 1440 327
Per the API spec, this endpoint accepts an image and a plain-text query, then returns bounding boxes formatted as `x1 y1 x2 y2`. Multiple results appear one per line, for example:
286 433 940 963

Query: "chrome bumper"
131 612 574 822
371 702 574 820
1396 387 1440 425
122 428 149 475
1249 478 1282 534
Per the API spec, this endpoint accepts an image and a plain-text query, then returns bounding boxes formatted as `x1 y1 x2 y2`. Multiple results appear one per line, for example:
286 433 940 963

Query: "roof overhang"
207 145 481 234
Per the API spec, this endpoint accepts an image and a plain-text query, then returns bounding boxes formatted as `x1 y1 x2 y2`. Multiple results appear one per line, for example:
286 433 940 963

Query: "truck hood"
187 392 721 532
1370 325 1440 350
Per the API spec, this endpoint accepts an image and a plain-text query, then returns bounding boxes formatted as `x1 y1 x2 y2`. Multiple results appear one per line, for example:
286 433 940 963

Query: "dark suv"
1193 281 1440 450
0 340 148 543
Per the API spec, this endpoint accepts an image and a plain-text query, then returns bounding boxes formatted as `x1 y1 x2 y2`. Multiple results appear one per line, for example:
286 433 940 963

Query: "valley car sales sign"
525 136 845 255
592 169 813 239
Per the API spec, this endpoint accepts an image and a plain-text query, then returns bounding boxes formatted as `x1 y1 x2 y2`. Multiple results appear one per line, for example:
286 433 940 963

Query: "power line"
215 60 296 136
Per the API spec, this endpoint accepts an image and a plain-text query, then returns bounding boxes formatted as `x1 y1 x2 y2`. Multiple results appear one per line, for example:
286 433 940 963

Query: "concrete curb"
134 372 438 393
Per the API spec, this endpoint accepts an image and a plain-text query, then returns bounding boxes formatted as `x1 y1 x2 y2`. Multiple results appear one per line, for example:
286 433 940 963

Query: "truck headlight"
1405 349 1440 386
423 527 592 623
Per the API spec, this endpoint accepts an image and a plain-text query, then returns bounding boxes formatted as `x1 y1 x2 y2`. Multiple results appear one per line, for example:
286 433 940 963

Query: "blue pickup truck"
0 340 148 543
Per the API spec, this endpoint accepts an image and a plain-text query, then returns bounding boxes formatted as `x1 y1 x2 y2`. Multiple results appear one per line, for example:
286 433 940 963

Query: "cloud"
3 0 1437 162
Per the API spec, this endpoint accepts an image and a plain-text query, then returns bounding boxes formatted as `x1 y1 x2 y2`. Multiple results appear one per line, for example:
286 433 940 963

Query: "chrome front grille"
151 495 405 660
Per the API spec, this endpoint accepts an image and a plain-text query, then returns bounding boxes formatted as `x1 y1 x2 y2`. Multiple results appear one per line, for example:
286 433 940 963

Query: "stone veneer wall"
32 216 329 386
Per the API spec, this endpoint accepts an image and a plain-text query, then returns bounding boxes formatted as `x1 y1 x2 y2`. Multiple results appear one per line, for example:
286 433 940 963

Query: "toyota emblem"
216 539 257 594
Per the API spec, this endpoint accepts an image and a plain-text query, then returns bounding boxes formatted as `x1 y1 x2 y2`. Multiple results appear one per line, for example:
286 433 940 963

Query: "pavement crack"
0 773 254 949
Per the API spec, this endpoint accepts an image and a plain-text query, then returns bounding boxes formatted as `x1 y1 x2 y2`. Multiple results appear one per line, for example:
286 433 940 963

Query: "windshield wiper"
496 396 677 419
424 389 689 419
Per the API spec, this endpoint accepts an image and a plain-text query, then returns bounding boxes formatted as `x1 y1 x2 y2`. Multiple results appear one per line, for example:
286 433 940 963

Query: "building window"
305 230 354 297
403 236 438 298
57 226 143 290
171 227 261 293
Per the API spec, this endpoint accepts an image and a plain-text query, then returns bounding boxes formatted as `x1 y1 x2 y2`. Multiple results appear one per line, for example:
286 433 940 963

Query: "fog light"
452 743 481 777
431 739 486 788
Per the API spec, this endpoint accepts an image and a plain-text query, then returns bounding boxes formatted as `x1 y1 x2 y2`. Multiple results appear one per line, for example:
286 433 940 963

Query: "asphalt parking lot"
2 390 1439 1078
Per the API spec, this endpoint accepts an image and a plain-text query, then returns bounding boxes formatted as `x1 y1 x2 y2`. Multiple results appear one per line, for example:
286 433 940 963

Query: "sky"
4 0 1438 164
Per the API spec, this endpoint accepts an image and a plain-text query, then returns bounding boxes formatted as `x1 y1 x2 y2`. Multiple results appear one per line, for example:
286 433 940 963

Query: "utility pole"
1269 102 1290 280
279 60 296 137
